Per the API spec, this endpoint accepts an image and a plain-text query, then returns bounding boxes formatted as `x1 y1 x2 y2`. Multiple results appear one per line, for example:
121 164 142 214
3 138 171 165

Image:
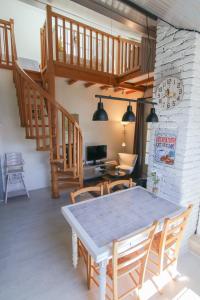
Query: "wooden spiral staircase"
0 18 83 198
0 6 155 198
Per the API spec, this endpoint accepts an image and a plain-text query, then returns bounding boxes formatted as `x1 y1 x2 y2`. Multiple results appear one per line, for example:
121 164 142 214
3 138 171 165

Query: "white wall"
55 78 136 161
147 20 200 249
0 0 45 61
0 69 50 190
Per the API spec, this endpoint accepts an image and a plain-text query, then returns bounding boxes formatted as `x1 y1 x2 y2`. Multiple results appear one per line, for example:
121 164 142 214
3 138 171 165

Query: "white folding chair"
4 152 29 203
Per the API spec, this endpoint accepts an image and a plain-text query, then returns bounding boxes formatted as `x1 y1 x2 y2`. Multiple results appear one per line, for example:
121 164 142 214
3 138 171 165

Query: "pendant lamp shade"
92 100 108 121
146 107 159 123
122 104 136 122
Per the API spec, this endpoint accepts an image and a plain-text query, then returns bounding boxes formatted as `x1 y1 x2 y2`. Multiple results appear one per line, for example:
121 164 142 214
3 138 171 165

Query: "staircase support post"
46 5 59 198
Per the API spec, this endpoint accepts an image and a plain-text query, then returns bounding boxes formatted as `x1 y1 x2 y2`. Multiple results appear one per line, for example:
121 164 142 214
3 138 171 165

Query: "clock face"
156 77 183 110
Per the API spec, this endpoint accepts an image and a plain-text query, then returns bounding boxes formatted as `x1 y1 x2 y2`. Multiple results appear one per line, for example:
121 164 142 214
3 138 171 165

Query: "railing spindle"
40 96 46 148
77 25 80 65
70 21 73 64
96 32 98 71
112 38 114 74
63 18 66 63
55 17 59 61
84 27 86 68
33 91 40 149
62 113 67 170
90 29 92 69
107 36 109 73
73 124 76 169
68 120 72 168
101 34 104 72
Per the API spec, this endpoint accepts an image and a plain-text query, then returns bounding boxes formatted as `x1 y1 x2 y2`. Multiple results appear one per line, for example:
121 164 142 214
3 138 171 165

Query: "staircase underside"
15 57 154 93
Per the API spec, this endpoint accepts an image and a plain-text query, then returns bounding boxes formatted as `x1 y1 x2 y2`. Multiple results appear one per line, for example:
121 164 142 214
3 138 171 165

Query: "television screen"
87 145 107 163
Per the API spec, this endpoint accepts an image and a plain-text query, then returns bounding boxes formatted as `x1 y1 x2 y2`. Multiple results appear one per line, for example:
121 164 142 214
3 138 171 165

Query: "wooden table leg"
99 259 108 300
72 229 78 268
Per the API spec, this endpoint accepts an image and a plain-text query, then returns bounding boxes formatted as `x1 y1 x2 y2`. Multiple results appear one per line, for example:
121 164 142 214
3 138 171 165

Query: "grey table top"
66 186 183 248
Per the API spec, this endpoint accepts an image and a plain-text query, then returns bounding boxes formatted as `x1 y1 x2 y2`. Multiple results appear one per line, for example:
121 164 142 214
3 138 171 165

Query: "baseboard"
189 234 200 256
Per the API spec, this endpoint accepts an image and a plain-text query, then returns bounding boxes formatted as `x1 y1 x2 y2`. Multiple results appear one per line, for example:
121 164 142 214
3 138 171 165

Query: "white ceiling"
129 0 200 31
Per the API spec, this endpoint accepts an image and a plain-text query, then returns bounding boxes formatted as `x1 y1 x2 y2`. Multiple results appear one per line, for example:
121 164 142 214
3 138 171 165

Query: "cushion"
118 153 137 167
116 164 133 172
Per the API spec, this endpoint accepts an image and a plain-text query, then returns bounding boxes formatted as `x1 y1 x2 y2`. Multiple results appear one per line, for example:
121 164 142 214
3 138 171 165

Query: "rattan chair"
148 205 193 275
106 178 135 194
88 221 158 299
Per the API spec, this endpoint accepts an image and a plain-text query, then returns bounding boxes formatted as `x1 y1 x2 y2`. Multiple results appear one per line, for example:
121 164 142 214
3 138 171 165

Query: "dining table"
61 186 183 300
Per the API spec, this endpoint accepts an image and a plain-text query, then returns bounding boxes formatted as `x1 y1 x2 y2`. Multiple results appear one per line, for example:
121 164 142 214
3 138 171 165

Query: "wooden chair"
70 185 103 204
70 185 104 285
106 178 135 194
148 205 193 275
89 221 158 299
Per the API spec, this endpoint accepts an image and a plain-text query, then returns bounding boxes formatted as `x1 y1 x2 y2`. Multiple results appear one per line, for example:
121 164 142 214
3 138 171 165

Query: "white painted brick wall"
147 20 200 251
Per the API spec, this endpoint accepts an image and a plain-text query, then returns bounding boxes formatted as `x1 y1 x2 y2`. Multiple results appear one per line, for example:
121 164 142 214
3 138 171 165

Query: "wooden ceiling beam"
126 90 137 95
67 79 77 85
117 69 142 84
134 76 154 86
100 85 110 90
119 82 145 92
114 87 124 92
84 82 95 88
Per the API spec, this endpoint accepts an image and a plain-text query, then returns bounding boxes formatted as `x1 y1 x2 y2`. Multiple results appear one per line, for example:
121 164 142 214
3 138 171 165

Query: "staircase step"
58 181 81 189
57 168 75 175
57 176 79 182
37 146 50 151
26 135 50 139
27 125 49 128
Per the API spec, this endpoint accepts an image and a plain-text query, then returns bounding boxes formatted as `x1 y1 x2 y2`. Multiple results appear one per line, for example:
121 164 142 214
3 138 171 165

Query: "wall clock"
156 77 183 110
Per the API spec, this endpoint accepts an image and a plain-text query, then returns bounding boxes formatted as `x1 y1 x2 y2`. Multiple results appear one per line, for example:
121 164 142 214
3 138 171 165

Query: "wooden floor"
0 188 200 300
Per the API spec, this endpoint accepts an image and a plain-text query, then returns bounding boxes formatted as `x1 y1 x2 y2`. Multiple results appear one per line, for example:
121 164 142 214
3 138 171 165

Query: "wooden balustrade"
41 8 142 76
0 19 17 69
13 61 83 178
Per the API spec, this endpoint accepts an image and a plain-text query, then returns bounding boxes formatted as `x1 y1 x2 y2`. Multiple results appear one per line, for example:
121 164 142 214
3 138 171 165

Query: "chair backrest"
158 205 193 258
106 178 135 194
112 221 158 298
5 152 24 167
70 185 104 204
118 153 138 168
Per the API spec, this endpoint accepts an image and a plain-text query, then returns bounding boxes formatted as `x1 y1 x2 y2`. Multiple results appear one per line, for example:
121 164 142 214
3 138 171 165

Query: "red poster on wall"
154 129 177 165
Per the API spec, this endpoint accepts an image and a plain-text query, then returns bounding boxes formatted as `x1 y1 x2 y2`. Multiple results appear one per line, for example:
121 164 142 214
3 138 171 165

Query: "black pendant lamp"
92 98 108 121
146 107 159 123
122 102 136 122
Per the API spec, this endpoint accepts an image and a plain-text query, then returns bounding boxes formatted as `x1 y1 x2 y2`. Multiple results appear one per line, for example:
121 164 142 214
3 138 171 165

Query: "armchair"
116 153 138 174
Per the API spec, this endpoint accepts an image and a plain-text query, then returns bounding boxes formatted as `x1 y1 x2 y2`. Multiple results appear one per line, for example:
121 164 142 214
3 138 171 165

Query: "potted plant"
150 171 160 194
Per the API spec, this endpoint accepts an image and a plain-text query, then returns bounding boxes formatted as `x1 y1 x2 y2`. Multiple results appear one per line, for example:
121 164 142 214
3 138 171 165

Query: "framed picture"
154 129 177 166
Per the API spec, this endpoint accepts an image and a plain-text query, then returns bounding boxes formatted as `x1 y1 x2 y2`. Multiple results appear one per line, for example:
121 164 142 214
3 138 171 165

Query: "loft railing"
40 7 141 76
0 18 17 69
